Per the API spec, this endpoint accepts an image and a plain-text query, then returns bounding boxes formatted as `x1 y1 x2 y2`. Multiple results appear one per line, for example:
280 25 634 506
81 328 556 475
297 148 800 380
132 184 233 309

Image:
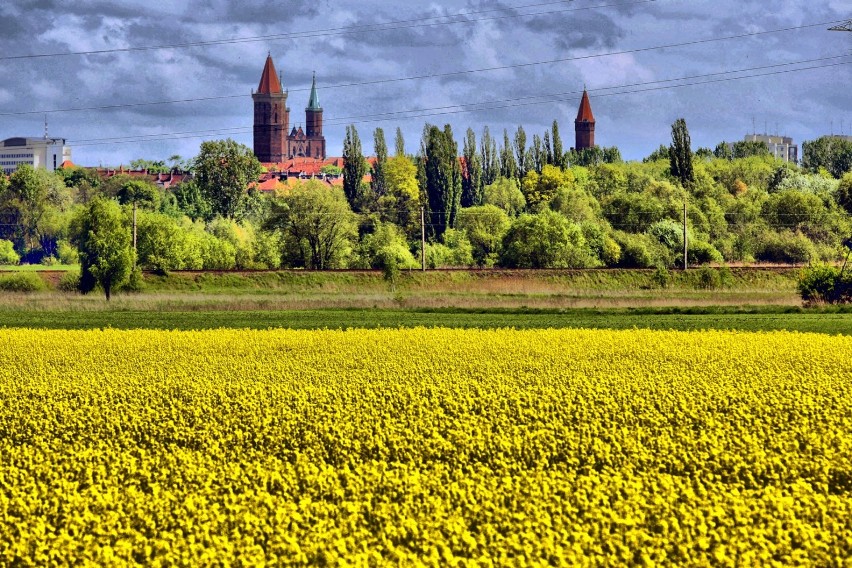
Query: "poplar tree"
544 130 553 166
395 127 406 157
423 124 462 239
372 127 388 198
500 129 518 181
343 125 367 210
462 127 483 207
552 120 565 169
480 127 500 186
514 126 529 181
669 118 694 186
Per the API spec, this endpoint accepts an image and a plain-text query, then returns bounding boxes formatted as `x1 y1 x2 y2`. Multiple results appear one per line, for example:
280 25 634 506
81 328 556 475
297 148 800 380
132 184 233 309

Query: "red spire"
257 54 282 94
575 89 595 123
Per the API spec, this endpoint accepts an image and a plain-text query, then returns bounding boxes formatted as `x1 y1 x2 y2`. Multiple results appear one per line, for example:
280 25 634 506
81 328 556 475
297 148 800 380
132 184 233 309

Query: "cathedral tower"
304 73 326 160
252 54 290 163
574 89 596 150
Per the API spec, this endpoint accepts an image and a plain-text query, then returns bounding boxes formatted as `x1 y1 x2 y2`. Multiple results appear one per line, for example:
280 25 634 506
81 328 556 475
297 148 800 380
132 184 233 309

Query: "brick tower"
252 54 290 163
304 72 326 159
574 89 596 150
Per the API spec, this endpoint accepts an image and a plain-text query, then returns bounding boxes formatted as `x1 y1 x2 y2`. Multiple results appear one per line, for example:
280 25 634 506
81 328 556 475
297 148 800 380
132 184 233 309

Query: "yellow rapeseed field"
1 327 851 566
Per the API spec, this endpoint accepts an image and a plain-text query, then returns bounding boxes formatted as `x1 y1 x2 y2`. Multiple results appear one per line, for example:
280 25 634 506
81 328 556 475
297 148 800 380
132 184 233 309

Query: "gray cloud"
1 0 849 166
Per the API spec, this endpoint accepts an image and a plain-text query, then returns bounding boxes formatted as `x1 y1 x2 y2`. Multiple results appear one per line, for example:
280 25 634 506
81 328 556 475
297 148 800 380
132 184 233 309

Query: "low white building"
0 137 72 175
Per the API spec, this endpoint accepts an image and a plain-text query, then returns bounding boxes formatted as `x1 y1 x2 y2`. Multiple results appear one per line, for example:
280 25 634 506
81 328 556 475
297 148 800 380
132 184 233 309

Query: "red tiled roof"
257 54 282 95
60 160 76 169
576 90 595 123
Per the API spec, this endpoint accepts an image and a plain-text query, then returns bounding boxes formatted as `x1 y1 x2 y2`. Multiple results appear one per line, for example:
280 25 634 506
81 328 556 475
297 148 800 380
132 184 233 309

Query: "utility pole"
420 206 426 271
683 202 688 271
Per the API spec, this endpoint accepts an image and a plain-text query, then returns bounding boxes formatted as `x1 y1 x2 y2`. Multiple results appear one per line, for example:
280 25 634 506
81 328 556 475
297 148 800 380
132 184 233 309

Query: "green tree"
116 179 159 252
265 180 357 269
732 140 770 159
394 127 406 157
484 177 526 216
129 158 169 174
522 164 571 211
500 129 518 181
5 164 71 254
456 205 510 266
371 128 389 198
480 127 500 186
500 210 595 268
802 136 852 178
422 124 462 239
378 155 421 238
172 180 213 222
462 127 483 207
836 172 852 215
514 125 529 181
343 125 367 211
70 197 133 300
669 118 694 186
192 139 262 219
552 120 565 169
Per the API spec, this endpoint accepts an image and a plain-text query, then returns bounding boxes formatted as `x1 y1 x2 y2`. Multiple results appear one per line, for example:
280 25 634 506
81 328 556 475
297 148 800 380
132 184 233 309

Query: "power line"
0 0 653 61
68 56 852 147
4 19 842 119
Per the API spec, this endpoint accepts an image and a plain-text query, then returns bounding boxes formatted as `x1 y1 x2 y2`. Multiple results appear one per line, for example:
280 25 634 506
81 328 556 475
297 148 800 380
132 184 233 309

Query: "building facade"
743 134 798 163
574 89 596 150
252 55 326 163
1 137 71 174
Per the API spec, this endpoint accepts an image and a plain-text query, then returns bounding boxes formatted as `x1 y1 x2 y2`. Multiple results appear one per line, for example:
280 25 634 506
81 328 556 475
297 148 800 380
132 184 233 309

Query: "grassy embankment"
1 267 849 334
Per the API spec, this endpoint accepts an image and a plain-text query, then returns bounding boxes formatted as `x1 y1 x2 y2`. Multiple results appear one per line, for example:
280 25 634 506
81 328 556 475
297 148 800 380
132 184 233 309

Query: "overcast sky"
2 0 850 166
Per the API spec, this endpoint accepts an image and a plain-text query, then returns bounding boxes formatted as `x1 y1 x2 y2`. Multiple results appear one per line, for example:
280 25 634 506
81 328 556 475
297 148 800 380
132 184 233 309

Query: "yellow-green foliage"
1 328 851 565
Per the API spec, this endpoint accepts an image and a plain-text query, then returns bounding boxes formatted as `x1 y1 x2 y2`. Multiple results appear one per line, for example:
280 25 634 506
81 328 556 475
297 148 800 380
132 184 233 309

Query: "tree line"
1 120 851 299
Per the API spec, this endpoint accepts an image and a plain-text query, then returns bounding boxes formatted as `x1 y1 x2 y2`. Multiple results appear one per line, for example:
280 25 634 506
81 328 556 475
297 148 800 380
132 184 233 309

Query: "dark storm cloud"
1 0 849 165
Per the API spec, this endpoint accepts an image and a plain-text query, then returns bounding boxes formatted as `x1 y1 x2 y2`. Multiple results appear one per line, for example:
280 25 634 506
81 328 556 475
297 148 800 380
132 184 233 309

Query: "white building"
0 137 72 175
743 134 798 163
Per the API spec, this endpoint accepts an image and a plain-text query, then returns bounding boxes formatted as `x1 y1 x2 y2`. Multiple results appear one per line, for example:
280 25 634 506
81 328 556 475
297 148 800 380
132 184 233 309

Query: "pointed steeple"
257 53 283 94
576 89 595 123
307 72 321 110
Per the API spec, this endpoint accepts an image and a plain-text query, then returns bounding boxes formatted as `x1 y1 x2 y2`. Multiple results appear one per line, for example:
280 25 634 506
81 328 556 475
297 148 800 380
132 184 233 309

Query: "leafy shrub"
612 231 669 268
0 240 20 265
693 266 732 290
500 211 597 268
688 240 724 265
651 265 671 289
797 264 852 304
754 231 815 264
56 240 80 266
57 270 81 292
0 272 46 292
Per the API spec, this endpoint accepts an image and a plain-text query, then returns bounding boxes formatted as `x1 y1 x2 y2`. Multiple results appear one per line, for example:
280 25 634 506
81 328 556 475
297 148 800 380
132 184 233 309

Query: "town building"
252 54 326 163
574 89 596 150
1 137 71 174
743 133 798 163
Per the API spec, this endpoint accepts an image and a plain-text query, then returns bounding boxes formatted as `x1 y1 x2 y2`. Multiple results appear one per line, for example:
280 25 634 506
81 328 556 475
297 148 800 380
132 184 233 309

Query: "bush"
651 265 671 289
798 264 852 304
693 266 732 290
57 270 81 292
754 231 815 264
688 240 724 265
0 240 20 265
56 240 80 266
612 231 669 268
500 210 597 268
0 272 46 292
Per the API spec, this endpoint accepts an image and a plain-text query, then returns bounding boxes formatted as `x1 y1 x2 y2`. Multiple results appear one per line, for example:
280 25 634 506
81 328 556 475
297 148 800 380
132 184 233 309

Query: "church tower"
304 73 326 160
252 54 290 163
574 89 596 150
